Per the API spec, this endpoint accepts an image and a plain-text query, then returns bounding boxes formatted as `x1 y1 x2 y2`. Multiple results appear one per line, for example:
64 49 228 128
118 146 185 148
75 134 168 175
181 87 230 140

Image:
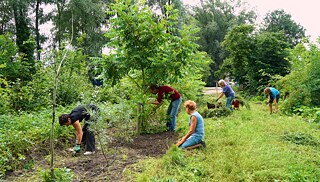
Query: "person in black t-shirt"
59 104 99 155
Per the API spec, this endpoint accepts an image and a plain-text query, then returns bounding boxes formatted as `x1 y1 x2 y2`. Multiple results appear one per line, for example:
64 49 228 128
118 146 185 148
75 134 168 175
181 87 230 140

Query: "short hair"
184 100 196 111
218 79 226 86
264 87 271 94
149 84 158 90
59 114 71 126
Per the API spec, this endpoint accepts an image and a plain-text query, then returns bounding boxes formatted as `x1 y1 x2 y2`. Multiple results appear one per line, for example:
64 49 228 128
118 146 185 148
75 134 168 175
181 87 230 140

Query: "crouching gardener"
59 104 99 155
176 100 205 149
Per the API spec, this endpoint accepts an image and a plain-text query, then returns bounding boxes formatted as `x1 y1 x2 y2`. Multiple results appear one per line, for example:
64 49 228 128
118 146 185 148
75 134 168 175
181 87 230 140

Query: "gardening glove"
74 144 81 153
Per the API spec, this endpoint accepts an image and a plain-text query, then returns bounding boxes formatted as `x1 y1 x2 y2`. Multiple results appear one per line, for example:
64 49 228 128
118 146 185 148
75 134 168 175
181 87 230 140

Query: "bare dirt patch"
5 131 178 182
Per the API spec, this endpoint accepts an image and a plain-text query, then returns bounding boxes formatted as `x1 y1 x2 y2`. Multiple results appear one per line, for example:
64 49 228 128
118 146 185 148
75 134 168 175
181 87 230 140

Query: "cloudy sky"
183 0 320 42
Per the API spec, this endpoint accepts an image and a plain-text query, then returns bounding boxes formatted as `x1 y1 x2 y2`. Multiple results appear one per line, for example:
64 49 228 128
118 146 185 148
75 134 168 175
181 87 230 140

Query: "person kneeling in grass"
176 100 205 149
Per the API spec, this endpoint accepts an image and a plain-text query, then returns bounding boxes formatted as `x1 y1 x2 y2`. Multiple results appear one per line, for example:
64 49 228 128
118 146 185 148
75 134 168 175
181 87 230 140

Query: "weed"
40 167 75 182
281 132 319 146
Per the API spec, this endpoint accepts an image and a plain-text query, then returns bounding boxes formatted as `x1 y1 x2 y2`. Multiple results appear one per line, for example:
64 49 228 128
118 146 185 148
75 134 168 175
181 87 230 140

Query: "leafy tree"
50 0 108 84
51 0 107 57
0 1 13 34
251 32 290 85
222 24 290 95
192 0 256 86
0 34 13 113
0 33 22 81
221 24 255 85
101 0 207 89
97 0 210 133
277 41 320 113
146 0 187 33
1 0 53 61
2 0 36 82
262 9 306 48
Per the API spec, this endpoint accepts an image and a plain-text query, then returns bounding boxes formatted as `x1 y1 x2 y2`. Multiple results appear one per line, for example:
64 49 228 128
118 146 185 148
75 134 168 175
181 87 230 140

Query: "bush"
277 42 320 117
0 78 11 114
0 108 73 178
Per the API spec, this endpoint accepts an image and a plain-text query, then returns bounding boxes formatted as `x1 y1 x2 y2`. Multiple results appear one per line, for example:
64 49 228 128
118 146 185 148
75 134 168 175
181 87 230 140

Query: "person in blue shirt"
216 79 235 111
264 87 280 114
176 100 205 149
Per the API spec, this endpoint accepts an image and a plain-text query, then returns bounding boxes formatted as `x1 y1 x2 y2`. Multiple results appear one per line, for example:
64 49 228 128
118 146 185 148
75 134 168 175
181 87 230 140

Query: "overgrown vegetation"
124 104 320 181
0 107 73 178
276 41 320 121
0 0 319 180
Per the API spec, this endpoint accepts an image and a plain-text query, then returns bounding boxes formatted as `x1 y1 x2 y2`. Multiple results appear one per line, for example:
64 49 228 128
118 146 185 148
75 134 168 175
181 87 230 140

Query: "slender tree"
50 13 74 181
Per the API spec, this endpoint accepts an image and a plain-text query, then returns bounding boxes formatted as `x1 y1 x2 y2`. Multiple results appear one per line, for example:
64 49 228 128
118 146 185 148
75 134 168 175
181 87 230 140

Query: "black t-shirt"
70 104 97 124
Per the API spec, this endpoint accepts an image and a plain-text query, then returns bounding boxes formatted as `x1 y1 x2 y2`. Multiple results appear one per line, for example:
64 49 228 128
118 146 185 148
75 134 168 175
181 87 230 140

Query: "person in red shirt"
150 85 182 132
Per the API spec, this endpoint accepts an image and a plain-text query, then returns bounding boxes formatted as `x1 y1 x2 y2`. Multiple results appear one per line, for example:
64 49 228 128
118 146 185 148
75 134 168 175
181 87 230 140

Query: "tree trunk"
35 0 41 60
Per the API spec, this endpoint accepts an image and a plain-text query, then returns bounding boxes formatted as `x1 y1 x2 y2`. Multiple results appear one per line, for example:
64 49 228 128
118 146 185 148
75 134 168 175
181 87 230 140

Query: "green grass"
125 102 320 182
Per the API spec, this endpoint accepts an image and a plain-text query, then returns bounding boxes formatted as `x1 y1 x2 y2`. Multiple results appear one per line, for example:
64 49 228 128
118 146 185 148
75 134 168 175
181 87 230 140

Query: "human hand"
176 138 185 147
74 144 80 153
176 140 183 147
176 138 182 143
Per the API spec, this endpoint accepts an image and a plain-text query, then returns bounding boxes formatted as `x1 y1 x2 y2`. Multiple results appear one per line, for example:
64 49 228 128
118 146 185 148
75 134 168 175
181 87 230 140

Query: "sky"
183 0 320 42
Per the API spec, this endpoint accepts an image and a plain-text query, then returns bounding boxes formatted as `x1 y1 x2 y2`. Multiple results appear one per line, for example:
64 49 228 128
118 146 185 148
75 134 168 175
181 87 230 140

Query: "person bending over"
264 87 280 114
149 85 182 132
216 79 235 111
59 104 99 155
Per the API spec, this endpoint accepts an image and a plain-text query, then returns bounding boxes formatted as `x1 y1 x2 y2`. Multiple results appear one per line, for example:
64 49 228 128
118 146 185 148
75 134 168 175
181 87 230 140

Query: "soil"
6 131 178 182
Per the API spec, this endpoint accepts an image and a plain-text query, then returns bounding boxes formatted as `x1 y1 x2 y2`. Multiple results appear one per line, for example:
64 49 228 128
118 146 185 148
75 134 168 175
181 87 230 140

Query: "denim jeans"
180 136 203 149
226 95 235 111
166 97 182 131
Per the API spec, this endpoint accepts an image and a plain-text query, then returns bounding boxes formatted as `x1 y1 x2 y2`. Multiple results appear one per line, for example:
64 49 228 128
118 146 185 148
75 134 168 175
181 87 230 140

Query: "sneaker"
83 151 95 155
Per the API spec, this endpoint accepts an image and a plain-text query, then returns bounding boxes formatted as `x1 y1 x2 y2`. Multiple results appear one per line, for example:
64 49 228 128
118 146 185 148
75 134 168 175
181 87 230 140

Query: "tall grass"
125 102 320 181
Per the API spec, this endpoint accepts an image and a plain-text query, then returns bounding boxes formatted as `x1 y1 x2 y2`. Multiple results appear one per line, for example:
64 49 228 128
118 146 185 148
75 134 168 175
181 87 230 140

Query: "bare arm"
176 116 197 146
217 92 225 100
72 120 83 145
150 100 161 105
273 99 278 112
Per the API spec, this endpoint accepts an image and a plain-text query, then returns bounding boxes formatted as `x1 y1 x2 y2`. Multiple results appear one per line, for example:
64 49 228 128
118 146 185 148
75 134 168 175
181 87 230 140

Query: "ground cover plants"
124 102 320 181
2 99 320 181
0 106 74 178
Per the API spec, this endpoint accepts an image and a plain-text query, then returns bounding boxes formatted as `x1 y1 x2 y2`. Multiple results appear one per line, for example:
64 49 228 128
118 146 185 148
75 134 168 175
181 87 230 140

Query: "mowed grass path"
125 102 320 182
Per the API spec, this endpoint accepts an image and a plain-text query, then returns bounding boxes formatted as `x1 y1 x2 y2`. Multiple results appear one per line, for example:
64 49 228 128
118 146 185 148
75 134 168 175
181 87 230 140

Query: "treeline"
0 0 319 120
